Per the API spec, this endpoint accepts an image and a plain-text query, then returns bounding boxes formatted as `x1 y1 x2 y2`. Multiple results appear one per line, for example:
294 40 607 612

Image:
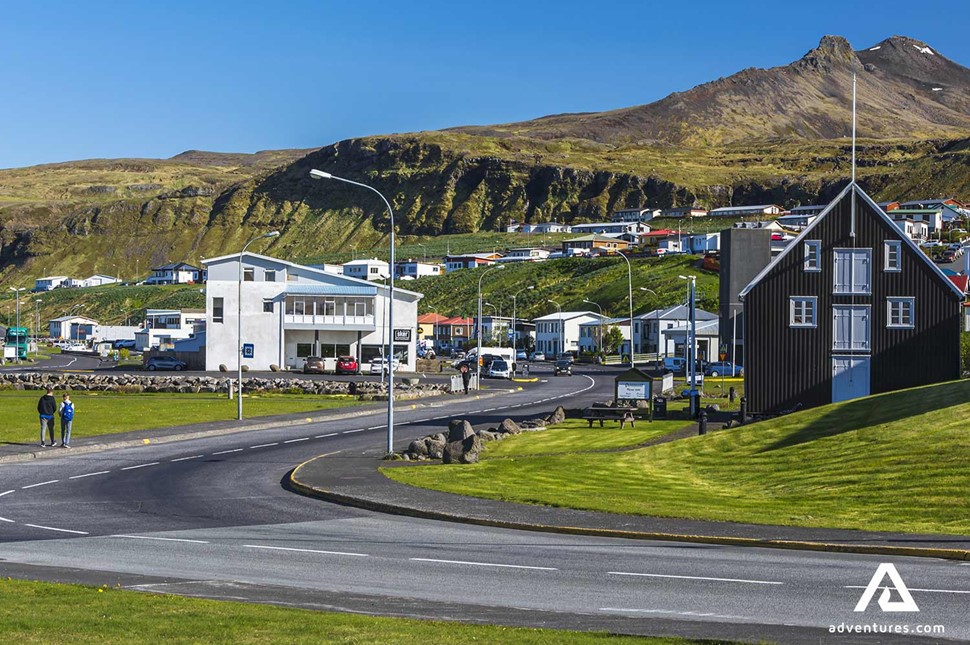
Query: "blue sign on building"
242 343 255 359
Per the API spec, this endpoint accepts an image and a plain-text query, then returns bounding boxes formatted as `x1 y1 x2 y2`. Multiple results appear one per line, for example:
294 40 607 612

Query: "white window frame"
804 240 821 272
833 248 872 295
887 297 915 329
832 305 871 351
789 296 817 328
884 240 901 272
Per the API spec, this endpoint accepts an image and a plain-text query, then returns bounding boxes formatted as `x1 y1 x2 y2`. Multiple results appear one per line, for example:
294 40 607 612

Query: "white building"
519 222 572 234
34 276 69 291
533 311 604 356
611 208 660 223
394 260 442 279
685 233 720 253
577 317 632 354
570 222 649 236
665 319 721 363
202 252 422 372
145 262 202 285
891 217 930 242
49 315 99 340
444 253 500 272
709 204 783 218
342 258 390 281
496 248 551 263
775 214 819 231
84 274 120 287
475 315 513 344
135 309 206 351
632 305 718 356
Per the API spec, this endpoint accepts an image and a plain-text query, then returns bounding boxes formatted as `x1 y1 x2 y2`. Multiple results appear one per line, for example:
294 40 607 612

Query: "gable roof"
532 310 604 322
152 262 200 271
947 275 969 294
635 304 718 321
739 183 965 300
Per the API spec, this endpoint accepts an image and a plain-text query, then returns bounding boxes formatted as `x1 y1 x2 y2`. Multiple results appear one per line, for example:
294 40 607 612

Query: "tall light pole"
511 285 533 355
476 264 505 383
34 299 42 355
616 252 635 367
9 287 25 362
310 169 398 455
417 243 427 262
639 287 660 369
679 274 698 416
582 298 603 355
547 299 562 358
237 231 280 421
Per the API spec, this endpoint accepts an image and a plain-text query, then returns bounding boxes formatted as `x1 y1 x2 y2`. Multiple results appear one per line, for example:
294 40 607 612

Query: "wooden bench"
582 406 637 429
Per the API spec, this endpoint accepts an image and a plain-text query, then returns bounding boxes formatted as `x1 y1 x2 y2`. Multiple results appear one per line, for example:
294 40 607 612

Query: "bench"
582 406 637 429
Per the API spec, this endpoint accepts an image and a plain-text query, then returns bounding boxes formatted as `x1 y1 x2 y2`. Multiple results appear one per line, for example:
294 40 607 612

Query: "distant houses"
146 262 203 285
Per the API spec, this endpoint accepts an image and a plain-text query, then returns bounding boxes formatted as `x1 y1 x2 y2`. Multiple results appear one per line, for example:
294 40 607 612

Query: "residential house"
145 262 202 285
570 222 649 236
33 276 69 291
611 208 661 223
561 235 630 254
49 315 99 341
417 313 449 347
664 318 720 363
732 220 785 232
739 183 963 414
776 213 819 231
83 274 120 287
787 204 827 218
496 248 551 263
202 252 422 372
394 260 442 280
342 258 390 281
888 208 943 235
518 222 572 234
577 317 632 355
533 311 605 356
898 198 964 210
444 253 501 273
661 206 708 218
475 315 513 345
685 233 720 253
436 316 475 352
633 305 718 357
709 204 783 218
639 230 682 254
135 309 207 351
889 216 930 242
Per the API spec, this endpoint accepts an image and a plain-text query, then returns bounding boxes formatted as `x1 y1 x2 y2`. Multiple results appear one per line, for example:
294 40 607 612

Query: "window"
887 297 915 329
833 249 871 295
262 299 274 313
296 343 313 358
213 297 224 323
804 241 821 272
369 267 379 274
264 270 276 282
884 241 901 272
833 305 871 351
789 297 817 327
243 268 254 282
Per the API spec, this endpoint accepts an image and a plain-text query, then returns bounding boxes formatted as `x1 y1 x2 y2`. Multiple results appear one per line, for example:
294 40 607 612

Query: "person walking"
37 387 56 447
460 363 471 395
58 393 75 448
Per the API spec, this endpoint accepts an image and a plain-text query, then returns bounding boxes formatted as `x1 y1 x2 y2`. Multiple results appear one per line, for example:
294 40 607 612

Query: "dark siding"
745 189 961 414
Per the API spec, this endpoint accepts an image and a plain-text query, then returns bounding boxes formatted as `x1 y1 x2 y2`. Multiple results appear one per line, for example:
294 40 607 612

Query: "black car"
145 356 187 371
554 357 572 376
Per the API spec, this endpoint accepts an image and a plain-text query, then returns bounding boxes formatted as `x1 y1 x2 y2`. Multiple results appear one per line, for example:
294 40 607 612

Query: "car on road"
516 350 528 361
111 339 137 350
941 250 958 263
554 356 572 376
704 361 743 377
145 355 187 371
335 355 360 375
303 356 326 374
486 358 511 379
529 351 546 361
369 357 401 375
663 356 707 375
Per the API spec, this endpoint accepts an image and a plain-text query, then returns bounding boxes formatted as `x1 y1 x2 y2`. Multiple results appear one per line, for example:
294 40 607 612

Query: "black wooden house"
739 183 963 414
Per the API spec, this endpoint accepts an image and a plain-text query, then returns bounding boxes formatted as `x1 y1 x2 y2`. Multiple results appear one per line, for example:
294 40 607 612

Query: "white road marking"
0 490 15 497
213 449 243 454
343 429 365 434
366 426 383 430
283 437 310 443
69 471 110 480
410 418 431 424
600 608 751 620
0 516 14 523
111 535 209 544
121 462 159 471
481 408 495 412
844 585 970 595
410 557 557 571
609 571 782 585
250 443 278 449
22 480 59 489
24 524 88 535
171 455 204 462
314 433 338 439
243 544 368 557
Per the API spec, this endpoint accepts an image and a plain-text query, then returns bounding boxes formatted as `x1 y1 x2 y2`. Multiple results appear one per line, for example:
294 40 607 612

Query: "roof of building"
418 313 450 324
445 253 501 260
36 276 69 281
947 275 969 293
342 258 389 266
640 229 678 237
664 318 720 335
439 316 474 325
709 204 781 212
636 304 718 321
50 315 99 323
532 310 604 322
564 234 629 243
152 262 200 271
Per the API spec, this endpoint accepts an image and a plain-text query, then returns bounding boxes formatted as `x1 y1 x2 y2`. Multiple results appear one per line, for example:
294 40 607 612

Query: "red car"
335 355 360 375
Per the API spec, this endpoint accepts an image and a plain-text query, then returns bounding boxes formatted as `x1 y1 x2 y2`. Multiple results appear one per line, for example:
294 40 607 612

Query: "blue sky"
1 0 967 168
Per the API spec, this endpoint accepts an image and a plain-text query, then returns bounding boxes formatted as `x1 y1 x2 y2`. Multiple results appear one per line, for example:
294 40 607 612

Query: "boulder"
408 438 430 458
478 430 498 442
442 435 482 464
545 406 566 425
426 436 446 460
496 418 522 435
447 419 475 443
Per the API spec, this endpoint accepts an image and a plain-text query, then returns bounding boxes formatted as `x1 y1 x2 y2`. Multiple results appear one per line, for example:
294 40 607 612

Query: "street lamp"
615 252 635 368
511 285 533 356
237 230 280 421
547 299 562 358
9 287 25 362
476 264 506 384
639 287 660 370
582 298 603 355
679 274 698 416
310 169 398 455
34 299 42 355
417 243 427 262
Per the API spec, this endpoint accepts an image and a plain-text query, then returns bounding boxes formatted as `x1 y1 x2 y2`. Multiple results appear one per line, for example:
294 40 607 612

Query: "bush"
119 348 130 360
962 332 970 376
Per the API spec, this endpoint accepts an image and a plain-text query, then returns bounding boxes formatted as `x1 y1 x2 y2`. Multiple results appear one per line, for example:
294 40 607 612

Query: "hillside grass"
385 379 970 534
0 579 719 645
481 418 689 458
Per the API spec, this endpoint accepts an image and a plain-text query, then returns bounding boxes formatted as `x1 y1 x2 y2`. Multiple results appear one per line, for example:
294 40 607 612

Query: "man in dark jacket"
37 388 56 447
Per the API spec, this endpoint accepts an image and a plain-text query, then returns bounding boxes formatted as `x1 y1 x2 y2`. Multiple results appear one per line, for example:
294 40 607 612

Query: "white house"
709 204 783 218
664 318 721 363
520 222 572 234
577 317 632 354
533 311 605 356
49 315 99 340
732 220 785 232
394 260 442 279
134 309 206 351
570 222 648 236
775 214 819 231
444 253 501 272
632 305 718 356
685 233 720 253
496 248 551 263
202 252 422 372
475 315 513 344
342 258 390 281
890 217 930 242
86 274 120 287
661 206 708 218
34 276 69 291
611 208 660 223
145 262 202 285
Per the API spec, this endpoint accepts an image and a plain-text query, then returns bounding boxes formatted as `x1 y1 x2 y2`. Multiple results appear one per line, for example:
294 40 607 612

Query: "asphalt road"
0 367 967 643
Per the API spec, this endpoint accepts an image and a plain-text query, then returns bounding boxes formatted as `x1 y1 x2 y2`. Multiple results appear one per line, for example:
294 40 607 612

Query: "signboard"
242 343 255 359
416 327 424 335
393 329 412 342
617 381 650 400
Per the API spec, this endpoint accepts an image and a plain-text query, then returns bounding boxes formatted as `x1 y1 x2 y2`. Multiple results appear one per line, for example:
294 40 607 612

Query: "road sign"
719 352 727 361
242 343 254 358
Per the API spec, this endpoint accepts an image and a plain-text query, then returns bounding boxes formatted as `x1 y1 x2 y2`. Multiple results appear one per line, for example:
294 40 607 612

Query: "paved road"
0 367 966 643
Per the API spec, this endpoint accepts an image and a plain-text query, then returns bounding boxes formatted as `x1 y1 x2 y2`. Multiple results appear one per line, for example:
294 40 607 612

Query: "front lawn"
483 418 688 458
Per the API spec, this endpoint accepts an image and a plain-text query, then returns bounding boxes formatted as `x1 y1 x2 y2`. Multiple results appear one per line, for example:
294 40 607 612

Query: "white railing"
284 314 375 327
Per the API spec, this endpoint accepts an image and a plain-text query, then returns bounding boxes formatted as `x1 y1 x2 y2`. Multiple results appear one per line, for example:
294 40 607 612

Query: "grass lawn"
483 418 689 458
0 390 365 443
0 579 723 645
385 379 970 535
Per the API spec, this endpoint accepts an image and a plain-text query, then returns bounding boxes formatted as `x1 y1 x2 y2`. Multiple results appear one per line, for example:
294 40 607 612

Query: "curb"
289 455 970 562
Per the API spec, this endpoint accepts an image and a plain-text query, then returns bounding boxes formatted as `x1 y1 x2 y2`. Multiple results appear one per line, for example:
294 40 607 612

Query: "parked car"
515 350 528 361
554 356 572 376
335 355 359 375
145 355 187 371
487 358 511 379
303 356 326 374
529 351 546 361
941 250 958 263
111 339 137 350
705 361 743 377
663 356 707 375
369 357 401 375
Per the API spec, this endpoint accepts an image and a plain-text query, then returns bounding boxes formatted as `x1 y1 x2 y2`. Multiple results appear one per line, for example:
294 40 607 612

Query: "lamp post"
679 274 698 416
616 252 635 367
639 287 660 369
310 169 398 455
417 243 427 262
237 231 280 421
511 285 533 355
582 298 603 355
476 264 505 384
9 287 25 362
547 299 562 358
34 299 42 355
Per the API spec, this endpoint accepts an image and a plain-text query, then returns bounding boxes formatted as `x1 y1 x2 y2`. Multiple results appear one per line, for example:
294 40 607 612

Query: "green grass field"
482 418 688 458
0 391 363 443
386 379 970 534
0 579 724 645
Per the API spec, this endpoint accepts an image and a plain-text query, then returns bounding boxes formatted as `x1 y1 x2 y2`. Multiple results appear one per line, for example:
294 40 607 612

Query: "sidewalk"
289 449 970 561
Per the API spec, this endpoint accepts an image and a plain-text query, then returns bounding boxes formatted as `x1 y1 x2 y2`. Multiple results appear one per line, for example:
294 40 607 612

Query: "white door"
832 356 870 403
832 305 870 351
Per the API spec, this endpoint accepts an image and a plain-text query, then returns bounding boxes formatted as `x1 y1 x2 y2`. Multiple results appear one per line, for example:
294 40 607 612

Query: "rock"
270 364 280 372
426 437 446 460
497 418 522 435
408 438 430 458
546 406 566 425
706 404 720 412
478 430 498 442
442 435 482 464
219 364 228 372
447 419 475 443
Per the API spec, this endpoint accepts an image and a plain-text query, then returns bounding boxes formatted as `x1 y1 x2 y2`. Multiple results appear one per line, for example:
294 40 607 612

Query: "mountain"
452 35 970 145
1 35 969 286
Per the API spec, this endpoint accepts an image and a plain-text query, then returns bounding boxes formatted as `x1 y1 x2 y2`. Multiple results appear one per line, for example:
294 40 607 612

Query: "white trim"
789 296 818 328
833 304 871 352
803 240 821 272
833 247 872 295
887 296 915 329
884 240 902 272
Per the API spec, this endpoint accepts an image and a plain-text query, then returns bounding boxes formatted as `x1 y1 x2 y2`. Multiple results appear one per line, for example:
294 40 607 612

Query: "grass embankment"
0 391 363 443
386 379 970 534
0 579 721 645
483 418 689 458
